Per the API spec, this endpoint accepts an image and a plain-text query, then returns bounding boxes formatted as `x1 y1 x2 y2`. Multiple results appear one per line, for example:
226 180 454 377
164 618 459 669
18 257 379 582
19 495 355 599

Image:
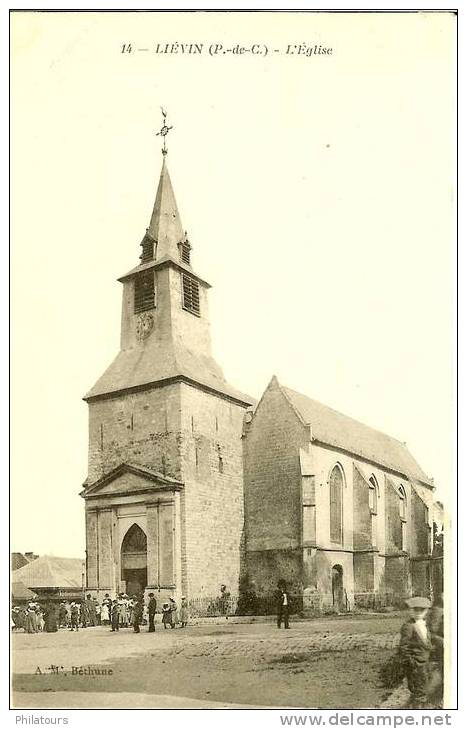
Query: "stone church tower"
81 138 253 605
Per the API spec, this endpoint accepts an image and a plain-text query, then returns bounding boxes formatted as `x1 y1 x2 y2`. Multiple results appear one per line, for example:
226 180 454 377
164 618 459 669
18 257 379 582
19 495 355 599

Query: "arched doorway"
331 564 344 612
121 524 147 596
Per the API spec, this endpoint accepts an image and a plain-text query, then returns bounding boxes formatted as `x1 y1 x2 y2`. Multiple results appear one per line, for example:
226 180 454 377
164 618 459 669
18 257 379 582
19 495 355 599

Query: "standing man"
220 584 231 619
58 602 67 628
277 581 290 629
132 595 143 633
69 602 79 631
147 593 157 633
85 594 97 627
111 600 120 632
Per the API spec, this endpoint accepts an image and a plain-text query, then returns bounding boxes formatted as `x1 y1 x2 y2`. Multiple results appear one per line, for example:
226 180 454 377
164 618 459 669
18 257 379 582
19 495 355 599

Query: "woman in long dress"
36 608 45 632
169 597 179 627
101 601 110 625
25 603 38 633
179 597 189 628
44 602 58 632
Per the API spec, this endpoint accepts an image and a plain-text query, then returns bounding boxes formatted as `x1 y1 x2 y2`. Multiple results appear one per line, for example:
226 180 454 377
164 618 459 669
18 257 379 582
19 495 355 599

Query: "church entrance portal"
121 524 148 596
332 564 344 612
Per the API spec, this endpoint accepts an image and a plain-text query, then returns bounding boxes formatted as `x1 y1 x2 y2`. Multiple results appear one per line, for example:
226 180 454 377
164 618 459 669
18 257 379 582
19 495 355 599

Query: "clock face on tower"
135 312 154 341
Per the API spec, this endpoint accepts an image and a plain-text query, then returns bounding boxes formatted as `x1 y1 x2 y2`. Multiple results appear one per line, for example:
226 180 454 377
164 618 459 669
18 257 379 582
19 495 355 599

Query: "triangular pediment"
81 462 183 499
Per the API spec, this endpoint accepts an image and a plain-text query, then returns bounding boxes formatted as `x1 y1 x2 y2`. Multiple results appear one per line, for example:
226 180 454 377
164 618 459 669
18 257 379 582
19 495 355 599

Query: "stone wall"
243 378 310 591
86 378 249 601
385 476 404 553
383 555 410 599
353 464 372 550
411 487 430 556
87 384 182 484
179 383 248 599
353 552 375 593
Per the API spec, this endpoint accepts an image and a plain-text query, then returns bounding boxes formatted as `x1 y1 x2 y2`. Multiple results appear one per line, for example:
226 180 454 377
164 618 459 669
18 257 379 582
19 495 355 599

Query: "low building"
11 582 37 603
12 555 84 603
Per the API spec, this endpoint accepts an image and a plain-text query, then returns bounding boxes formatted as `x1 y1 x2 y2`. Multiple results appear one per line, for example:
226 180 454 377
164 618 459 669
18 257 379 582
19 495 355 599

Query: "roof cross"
156 107 173 156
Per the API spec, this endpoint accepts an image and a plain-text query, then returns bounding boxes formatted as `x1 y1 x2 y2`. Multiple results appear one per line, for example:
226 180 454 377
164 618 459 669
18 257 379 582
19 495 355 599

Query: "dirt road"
12 614 402 709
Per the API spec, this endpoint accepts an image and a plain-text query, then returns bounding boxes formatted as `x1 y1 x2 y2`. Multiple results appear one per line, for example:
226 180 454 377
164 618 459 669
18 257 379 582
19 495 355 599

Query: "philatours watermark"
15 717 69 725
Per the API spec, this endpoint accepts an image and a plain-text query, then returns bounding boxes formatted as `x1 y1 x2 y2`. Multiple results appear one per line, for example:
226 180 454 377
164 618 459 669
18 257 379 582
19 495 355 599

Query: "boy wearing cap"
399 596 433 708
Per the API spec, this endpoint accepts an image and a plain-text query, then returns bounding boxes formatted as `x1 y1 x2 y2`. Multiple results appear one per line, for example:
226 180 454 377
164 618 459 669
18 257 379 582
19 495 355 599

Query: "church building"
81 125 436 611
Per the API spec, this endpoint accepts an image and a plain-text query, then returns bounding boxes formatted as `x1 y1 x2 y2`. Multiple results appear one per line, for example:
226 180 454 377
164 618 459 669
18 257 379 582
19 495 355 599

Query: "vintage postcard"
10 8 457 718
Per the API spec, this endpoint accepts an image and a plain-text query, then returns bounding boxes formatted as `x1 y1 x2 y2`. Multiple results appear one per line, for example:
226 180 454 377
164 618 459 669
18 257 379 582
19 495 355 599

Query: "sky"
11 11 456 557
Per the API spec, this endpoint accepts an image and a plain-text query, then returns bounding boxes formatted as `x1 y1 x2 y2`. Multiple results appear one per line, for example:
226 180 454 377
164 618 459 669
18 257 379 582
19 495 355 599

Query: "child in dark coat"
161 602 173 629
111 600 120 632
399 596 433 708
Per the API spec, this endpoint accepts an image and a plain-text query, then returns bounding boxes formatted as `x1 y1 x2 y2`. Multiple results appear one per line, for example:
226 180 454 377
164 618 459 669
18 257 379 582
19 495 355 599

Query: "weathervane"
156 107 173 156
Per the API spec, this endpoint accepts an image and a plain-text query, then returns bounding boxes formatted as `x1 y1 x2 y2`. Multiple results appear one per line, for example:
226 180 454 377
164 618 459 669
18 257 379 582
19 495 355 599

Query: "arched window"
121 523 147 554
329 464 344 544
369 475 379 514
398 485 407 521
398 485 407 551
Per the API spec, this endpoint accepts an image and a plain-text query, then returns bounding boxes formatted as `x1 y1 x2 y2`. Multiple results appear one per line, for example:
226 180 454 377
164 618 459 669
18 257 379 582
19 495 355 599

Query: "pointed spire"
147 156 186 262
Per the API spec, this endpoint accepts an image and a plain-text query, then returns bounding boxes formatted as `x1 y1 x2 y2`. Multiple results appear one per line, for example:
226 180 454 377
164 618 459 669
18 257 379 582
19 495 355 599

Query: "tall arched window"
369 475 379 547
329 464 344 544
398 485 407 550
398 485 407 519
369 475 379 514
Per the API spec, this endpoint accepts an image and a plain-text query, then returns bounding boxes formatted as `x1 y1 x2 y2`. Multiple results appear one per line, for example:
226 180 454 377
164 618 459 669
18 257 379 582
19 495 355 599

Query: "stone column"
173 491 182 596
98 508 114 591
85 509 98 589
146 504 159 588
159 501 175 588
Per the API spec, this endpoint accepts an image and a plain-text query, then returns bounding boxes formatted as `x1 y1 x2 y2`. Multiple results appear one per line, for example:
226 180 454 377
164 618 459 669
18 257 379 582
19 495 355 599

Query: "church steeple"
84 114 252 408
145 157 186 264
140 111 189 266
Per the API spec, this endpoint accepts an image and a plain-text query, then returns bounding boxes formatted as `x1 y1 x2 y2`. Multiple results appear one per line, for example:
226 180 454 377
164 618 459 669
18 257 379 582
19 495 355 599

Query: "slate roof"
12 553 28 571
12 556 83 589
12 581 37 600
279 382 432 487
84 341 253 405
117 255 210 287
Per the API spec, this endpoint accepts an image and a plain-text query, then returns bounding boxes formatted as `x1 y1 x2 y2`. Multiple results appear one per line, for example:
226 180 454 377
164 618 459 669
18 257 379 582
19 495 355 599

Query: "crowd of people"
11 592 191 634
12 583 444 707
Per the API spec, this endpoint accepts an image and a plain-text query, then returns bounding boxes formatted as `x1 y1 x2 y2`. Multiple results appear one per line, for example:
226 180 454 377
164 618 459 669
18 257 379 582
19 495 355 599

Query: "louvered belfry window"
329 465 344 544
134 270 155 313
182 274 200 316
140 233 155 263
180 241 191 265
